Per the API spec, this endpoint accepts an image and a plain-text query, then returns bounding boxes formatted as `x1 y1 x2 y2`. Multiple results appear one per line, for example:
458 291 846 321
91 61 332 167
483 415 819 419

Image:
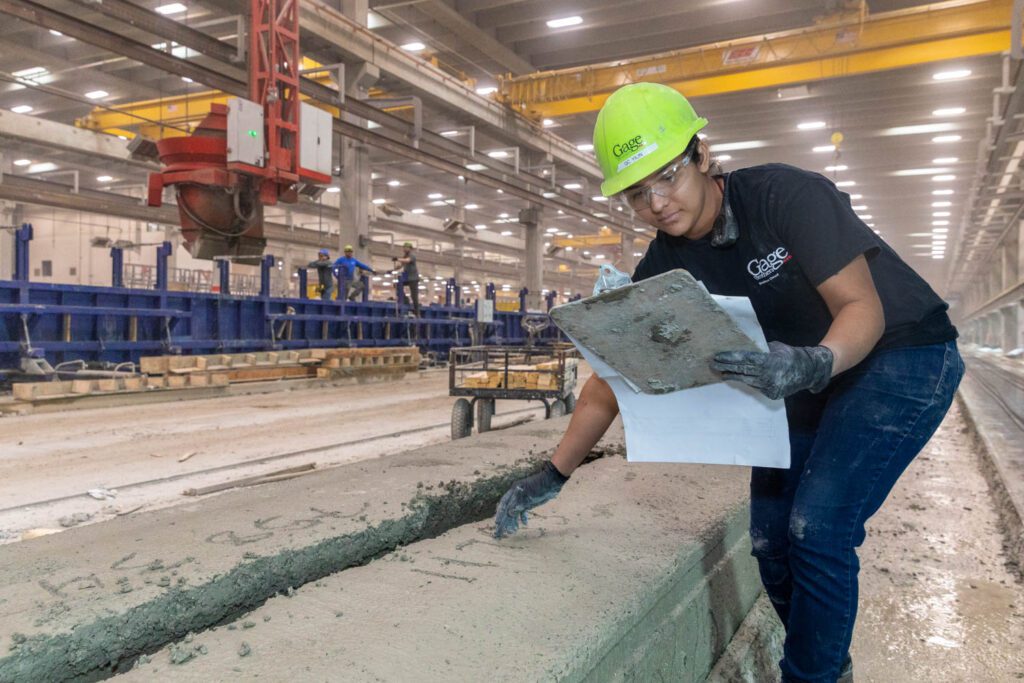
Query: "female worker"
492 83 963 683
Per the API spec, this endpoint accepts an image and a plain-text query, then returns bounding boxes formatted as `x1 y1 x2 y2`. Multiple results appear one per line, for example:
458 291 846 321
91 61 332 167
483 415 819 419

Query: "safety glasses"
619 154 692 212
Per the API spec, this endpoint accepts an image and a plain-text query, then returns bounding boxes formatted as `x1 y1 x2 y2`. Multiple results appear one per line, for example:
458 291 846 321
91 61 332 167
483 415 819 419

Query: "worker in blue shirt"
333 245 375 301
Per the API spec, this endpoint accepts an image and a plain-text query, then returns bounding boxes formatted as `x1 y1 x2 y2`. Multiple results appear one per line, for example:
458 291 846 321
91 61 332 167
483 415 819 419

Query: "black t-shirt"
632 163 957 352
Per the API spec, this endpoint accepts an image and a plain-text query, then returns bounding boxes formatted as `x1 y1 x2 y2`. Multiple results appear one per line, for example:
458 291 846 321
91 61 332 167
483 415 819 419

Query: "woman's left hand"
713 342 834 400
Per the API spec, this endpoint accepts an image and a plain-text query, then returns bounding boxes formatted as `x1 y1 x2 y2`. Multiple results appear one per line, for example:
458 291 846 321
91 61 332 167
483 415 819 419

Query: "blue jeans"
749 340 963 683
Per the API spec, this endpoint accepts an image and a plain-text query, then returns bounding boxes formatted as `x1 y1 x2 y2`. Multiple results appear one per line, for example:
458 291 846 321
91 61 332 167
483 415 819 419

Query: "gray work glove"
493 461 568 539
712 341 834 400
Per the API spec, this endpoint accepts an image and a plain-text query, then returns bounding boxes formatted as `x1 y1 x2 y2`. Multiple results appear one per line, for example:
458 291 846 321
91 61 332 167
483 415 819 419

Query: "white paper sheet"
568 294 790 469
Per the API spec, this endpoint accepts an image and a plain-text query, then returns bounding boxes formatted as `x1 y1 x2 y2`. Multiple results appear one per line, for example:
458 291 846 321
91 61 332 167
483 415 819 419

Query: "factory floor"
0 368 580 544
0 364 1021 680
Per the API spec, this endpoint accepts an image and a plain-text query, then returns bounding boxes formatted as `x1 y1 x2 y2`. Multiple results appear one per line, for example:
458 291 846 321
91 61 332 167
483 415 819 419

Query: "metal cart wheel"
547 398 566 419
476 398 495 433
451 398 473 439
564 392 576 414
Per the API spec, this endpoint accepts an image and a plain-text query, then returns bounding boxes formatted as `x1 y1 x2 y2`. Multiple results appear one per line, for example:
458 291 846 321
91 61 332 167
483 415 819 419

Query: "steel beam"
499 0 1012 117
0 109 156 170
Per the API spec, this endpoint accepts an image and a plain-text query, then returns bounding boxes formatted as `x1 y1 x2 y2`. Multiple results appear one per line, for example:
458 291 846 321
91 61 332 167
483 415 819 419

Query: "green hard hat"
593 83 708 197
403 241 413 248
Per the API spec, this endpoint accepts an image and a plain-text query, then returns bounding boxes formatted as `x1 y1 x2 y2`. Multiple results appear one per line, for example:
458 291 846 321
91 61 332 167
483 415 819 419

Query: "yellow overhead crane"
498 0 1013 119
76 58 405 139
552 225 649 250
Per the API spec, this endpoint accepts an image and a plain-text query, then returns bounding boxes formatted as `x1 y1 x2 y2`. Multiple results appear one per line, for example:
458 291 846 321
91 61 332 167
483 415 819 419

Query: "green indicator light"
248 130 258 138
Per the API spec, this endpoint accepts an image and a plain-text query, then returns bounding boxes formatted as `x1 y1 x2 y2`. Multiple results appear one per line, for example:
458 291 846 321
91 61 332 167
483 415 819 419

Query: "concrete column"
1018 219 1024 283
0 201 21 280
336 0 376 265
519 206 543 311
1003 241 1017 291
619 233 635 273
1002 304 1019 351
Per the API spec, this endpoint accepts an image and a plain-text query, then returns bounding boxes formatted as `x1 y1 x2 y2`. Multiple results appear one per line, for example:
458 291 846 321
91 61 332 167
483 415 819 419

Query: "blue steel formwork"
0 225 561 371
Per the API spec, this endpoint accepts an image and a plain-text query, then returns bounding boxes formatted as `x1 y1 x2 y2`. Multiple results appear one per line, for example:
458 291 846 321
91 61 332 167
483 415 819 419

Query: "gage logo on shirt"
747 246 793 284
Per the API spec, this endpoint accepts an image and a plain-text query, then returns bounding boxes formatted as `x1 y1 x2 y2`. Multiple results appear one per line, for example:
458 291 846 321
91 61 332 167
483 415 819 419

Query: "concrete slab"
0 417 588 681
118 456 758 682
550 269 758 394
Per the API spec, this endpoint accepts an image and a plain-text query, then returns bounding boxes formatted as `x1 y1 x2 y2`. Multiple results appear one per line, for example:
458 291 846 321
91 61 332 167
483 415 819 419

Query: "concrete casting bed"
0 417 767 682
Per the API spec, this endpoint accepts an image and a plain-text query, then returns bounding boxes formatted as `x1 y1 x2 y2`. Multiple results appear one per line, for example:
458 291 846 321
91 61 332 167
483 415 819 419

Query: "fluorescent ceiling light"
429 200 447 206
546 15 583 28
933 211 951 217
464 203 479 209
371 198 386 205
465 163 486 171
932 201 952 207
84 90 108 100
181 76 194 83
932 255 945 259
325 186 340 193
932 175 955 181
155 3 187 14
825 164 848 172
411 208 424 214
542 119 555 127
858 214 873 220
851 205 867 211
849 194 862 200
882 123 955 136
932 135 961 143
10 105 33 114
500 230 513 236
716 154 732 162
797 121 826 130
836 180 855 187
592 196 607 202
710 140 764 152
933 189 954 195
813 145 836 153
487 150 509 159
49 29 63 36
933 157 958 164
563 183 582 190
428 193 444 199
13 158 31 166
932 220 949 226
26 162 57 173
366 11 389 29
893 167 950 176
440 130 459 137
933 69 971 81
577 143 594 151
475 86 497 96
13 66 47 79
932 107 965 117
401 42 426 52
96 175 113 182
542 191 556 198
474 224 487 230
386 180 400 187
932 227 949 233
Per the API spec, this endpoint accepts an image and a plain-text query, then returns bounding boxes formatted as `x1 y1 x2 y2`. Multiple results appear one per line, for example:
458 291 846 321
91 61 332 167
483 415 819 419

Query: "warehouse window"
41 260 52 277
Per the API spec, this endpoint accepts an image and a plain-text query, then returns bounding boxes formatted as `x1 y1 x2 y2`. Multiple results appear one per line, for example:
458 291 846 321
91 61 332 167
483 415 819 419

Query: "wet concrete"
550 269 758 393
117 455 758 682
0 417 591 681
851 400 1024 681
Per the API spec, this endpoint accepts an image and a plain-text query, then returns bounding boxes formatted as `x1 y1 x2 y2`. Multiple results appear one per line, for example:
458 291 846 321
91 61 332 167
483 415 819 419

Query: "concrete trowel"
550 269 760 394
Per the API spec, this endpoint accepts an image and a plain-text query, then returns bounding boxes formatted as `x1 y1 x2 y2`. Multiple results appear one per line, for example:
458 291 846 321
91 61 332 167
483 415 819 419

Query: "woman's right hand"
492 462 568 539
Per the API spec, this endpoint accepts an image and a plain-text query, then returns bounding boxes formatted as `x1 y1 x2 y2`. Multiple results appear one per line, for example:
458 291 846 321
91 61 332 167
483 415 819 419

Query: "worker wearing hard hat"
333 245 375 301
392 242 420 318
307 248 335 301
493 83 962 683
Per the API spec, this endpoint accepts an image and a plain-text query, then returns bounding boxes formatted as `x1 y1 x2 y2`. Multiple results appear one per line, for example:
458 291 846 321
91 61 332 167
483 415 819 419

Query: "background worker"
333 245 375 301
392 241 420 318
307 248 335 301
493 83 963 683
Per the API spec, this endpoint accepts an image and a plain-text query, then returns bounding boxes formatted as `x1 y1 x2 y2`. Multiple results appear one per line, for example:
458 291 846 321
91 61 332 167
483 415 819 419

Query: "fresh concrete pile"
0 416 769 682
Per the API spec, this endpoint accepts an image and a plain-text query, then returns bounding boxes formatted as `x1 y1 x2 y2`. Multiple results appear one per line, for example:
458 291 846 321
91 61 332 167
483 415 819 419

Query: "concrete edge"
955 390 1024 579
580 502 763 681
705 594 783 683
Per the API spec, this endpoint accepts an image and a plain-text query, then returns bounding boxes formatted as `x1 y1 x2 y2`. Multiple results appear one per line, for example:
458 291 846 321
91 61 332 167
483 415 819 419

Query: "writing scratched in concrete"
434 556 499 568
205 530 274 546
39 573 104 599
110 552 194 573
253 505 367 532
409 568 476 583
